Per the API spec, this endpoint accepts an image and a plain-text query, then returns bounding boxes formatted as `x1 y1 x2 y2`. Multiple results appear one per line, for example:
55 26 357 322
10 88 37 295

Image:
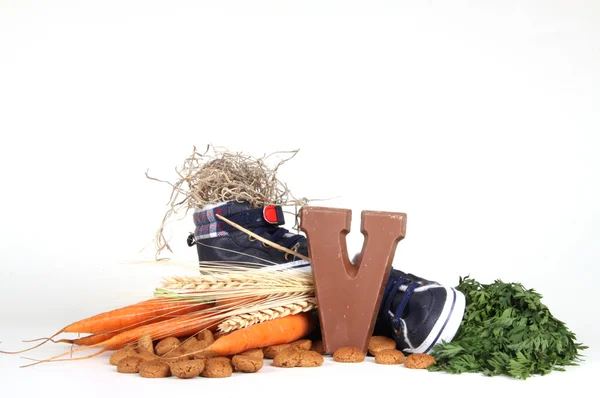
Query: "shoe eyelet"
284 252 291 261
262 242 269 248
248 236 256 242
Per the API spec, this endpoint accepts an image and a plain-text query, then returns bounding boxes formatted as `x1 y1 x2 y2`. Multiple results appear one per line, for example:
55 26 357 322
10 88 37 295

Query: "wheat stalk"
159 264 314 296
218 298 317 332
160 273 312 291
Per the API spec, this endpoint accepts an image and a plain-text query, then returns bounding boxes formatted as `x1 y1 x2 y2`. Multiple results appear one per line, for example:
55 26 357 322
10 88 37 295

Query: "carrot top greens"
428 276 587 379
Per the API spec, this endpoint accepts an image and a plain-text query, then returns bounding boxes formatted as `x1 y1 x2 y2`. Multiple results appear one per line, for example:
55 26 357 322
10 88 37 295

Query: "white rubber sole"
405 286 466 354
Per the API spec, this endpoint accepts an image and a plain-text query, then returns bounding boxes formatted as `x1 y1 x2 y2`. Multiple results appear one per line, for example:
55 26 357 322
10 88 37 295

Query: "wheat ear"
159 264 314 296
160 273 312 291
218 298 317 332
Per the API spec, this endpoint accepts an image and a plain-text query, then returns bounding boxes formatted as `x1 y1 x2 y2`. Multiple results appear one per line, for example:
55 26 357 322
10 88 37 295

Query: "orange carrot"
199 312 316 357
21 312 220 367
99 315 217 349
1 298 212 355
64 298 212 334
55 332 120 347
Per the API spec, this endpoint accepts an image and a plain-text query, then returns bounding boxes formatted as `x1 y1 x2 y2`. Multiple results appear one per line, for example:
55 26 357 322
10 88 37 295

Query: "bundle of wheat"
156 264 316 334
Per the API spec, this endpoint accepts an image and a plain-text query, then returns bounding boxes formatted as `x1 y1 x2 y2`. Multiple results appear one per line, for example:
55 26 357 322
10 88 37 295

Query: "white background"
1 1 599 397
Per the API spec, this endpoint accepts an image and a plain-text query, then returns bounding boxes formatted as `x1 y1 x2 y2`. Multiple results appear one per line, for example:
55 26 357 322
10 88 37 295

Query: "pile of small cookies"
110 330 326 378
109 332 435 379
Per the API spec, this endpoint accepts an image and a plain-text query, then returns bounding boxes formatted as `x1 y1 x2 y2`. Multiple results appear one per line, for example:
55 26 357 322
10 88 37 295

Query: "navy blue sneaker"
187 200 309 266
376 268 466 354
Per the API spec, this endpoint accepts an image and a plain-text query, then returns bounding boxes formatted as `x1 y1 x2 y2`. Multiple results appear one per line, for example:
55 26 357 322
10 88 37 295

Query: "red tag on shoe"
263 205 279 224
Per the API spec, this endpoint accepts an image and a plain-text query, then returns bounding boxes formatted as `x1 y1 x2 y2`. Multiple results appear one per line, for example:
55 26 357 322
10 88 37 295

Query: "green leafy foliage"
428 276 587 379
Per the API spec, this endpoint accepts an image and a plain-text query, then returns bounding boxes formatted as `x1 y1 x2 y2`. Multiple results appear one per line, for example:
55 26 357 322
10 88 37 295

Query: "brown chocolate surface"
300 207 406 354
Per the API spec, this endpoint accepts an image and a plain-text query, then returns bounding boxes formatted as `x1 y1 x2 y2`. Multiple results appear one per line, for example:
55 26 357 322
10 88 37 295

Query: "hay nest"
146 145 309 259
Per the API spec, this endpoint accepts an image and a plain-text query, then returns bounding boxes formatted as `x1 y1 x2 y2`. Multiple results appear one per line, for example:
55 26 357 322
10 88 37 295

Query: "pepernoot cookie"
139 359 171 378
374 349 405 365
135 351 158 362
311 340 326 355
161 348 192 364
201 357 233 378
404 353 436 369
190 339 213 359
110 348 138 366
298 350 324 367
263 343 292 359
272 347 301 368
333 347 365 363
240 348 264 360
290 339 312 351
138 333 155 355
117 356 145 373
170 359 205 379
180 339 206 356
368 336 397 356
197 329 215 345
155 337 181 356
232 355 263 373
178 336 199 352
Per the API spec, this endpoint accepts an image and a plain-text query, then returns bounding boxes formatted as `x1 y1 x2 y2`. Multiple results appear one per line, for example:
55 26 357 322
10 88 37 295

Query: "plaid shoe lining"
193 202 233 240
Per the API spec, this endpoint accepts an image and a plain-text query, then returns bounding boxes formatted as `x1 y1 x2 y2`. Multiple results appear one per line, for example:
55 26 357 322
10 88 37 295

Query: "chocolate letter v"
300 207 407 354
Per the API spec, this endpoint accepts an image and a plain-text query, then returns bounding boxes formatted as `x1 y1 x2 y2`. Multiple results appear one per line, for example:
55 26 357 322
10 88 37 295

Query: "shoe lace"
186 225 303 252
252 225 303 250
380 271 422 330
